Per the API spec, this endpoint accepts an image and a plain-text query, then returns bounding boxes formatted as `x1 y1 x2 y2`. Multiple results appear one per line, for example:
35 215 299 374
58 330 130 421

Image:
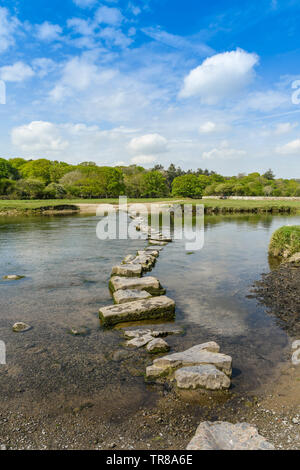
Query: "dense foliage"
0 157 299 199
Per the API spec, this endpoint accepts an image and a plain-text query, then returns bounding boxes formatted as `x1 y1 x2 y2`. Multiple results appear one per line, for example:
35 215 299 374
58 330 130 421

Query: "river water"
0 212 299 415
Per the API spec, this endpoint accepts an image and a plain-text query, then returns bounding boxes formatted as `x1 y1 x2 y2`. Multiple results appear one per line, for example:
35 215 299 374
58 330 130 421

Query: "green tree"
15 179 46 199
172 174 203 198
21 159 52 184
141 171 169 198
0 158 18 179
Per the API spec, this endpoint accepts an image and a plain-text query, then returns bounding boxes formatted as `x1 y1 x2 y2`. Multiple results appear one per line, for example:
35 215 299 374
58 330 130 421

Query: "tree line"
0 157 299 199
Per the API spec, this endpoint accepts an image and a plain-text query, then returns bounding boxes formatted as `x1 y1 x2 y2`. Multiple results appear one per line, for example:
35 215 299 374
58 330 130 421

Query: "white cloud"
202 141 246 160
274 122 298 135
0 61 34 82
130 154 157 165
180 49 259 103
245 90 288 112
276 139 300 155
32 58 56 78
11 121 69 152
36 22 62 41
0 7 20 53
199 121 216 133
95 6 123 25
73 0 97 7
67 17 95 36
128 133 168 154
98 27 133 48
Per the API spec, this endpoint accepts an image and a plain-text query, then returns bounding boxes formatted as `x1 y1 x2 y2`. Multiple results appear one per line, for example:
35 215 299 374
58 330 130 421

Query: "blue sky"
0 0 300 177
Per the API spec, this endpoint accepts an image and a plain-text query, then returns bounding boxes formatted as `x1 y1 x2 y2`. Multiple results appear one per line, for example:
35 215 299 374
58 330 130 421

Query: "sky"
0 0 300 177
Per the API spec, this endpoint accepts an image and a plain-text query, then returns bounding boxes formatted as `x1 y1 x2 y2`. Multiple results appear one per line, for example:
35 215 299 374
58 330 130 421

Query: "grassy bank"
269 226 300 258
0 197 299 215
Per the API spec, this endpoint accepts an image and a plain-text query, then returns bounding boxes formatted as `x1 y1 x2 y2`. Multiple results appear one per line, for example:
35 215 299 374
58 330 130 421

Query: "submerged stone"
113 289 152 304
111 264 142 277
186 421 275 450
146 338 170 354
3 275 24 281
126 334 153 348
99 295 176 327
175 364 231 390
109 276 165 295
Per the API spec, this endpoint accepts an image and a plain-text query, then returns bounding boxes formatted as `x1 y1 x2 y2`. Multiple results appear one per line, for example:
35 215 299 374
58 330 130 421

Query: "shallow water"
0 213 299 411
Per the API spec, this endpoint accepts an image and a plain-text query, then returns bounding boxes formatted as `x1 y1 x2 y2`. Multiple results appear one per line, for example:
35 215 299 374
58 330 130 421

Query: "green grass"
269 225 300 257
0 197 299 214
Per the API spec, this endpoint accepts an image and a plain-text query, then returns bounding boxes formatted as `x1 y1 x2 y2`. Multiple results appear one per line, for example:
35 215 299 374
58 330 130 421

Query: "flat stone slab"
128 254 156 271
99 295 176 327
122 254 136 264
146 342 232 378
123 326 183 339
149 240 168 246
149 235 172 242
145 246 164 252
146 338 170 354
3 275 24 281
175 365 231 390
111 264 142 277
137 250 159 258
109 276 165 295
113 289 152 304
186 421 275 450
126 334 153 348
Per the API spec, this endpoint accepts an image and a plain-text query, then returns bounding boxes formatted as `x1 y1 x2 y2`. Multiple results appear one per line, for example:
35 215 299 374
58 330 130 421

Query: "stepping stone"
129 254 156 271
146 338 170 354
149 240 168 246
137 250 159 258
292 340 300 350
145 246 164 252
146 342 232 378
113 289 152 304
149 235 172 242
122 254 135 264
109 276 166 295
175 364 231 390
292 348 300 366
186 421 275 450
126 334 153 348
123 329 152 339
123 326 183 339
99 295 176 327
111 264 142 277
3 275 24 281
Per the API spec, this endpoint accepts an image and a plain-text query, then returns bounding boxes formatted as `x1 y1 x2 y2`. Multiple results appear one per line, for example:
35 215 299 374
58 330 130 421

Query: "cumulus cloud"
0 7 20 53
179 49 259 103
11 121 69 152
73 0 97 7
202 141 246 160
95 6 123 25
128 133 168 154
276 139 300 155
0 62 34 82
199 121 216 133
130 154 157 165
36 22 62 41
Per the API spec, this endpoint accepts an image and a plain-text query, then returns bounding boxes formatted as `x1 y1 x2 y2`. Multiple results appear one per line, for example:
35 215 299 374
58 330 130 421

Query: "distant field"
0 197 300 214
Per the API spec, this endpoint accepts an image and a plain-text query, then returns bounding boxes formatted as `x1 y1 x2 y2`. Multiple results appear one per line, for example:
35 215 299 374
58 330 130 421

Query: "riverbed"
0 212 299 449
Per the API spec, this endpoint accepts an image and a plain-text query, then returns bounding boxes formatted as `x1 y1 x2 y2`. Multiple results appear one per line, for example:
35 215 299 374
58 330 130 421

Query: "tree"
141 171 169 198
44 183 66 199
263 169 275 180
172 174 203 198
21 159 52 184
15 179 46 199
0 158 18 179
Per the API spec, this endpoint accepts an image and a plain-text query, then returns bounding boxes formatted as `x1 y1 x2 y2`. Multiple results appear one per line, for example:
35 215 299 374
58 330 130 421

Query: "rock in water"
146 342 233 378
99 295 175 327
12 322 31 333
148 240 168 246
292 340 300 350
126 334 154 348
186 421 275 450
175 364 230 390
292 348 300 365
111 264 142 277
113 289 152 304
109 276 165 295
3 275 24 281
146 338 170 353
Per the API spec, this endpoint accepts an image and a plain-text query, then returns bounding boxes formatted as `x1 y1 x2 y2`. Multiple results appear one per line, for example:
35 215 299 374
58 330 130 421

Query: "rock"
122 254 136 264
126 334 154 348
109 276 165 295
175 364 231 390
137 250 159 258
146 338 170 354
292 340 300 350
111 264 142 277
149 235 172 243
12 322 31 333
292 348 300 365
3 275 24 281
145 246 164 252
123 329 152 339
69 327 89 336
149 240 168 246
287 252 300 263
186 421 275 450
123 326 183 339
128 254 156 271
113 289 152 304
99 295 176 327
146 342 232 378
112 350 132 361
0 444 7 450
